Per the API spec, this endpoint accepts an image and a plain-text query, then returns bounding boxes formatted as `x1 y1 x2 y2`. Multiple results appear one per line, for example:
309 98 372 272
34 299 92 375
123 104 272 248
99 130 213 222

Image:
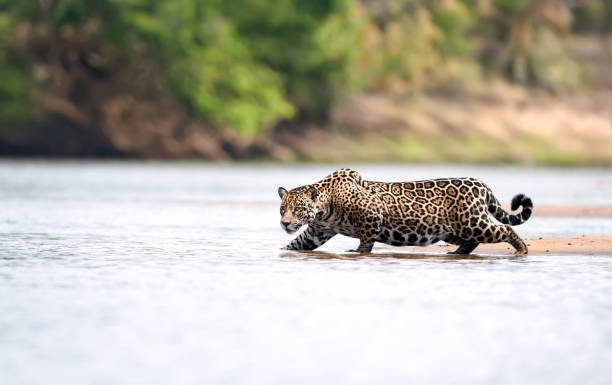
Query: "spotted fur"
278 168 533 255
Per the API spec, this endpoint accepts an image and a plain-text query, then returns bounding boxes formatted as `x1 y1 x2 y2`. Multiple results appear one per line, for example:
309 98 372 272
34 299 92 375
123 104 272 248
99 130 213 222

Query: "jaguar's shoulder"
324 168 364 184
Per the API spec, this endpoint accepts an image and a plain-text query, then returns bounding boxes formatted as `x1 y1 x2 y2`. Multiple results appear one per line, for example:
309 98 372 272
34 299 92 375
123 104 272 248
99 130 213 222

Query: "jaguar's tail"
487 192 533 226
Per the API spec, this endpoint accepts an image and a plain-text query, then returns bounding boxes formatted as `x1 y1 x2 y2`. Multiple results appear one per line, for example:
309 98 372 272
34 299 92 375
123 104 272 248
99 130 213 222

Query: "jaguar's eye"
280 206 285 215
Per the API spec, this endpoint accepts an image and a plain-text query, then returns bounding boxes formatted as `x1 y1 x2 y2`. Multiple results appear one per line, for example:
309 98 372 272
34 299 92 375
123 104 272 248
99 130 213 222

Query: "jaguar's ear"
278 187 288 199
308 186 318 201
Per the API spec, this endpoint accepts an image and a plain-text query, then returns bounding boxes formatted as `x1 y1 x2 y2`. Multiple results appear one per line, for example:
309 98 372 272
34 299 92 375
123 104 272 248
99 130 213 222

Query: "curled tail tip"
511 193 532 208
511 194 525 211
510 193 533 223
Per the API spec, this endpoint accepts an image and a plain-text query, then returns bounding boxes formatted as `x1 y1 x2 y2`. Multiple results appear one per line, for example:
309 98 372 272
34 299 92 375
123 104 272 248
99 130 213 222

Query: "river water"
1 161 612 385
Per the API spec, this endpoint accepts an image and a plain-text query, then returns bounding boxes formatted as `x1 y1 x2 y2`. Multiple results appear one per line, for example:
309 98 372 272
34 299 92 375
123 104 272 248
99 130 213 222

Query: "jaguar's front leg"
282 225 336 251
347 214 382 253
347 235 376 253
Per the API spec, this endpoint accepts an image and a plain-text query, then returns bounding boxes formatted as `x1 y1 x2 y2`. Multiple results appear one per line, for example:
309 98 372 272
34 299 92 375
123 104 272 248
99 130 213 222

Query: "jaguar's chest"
313 205 364 238
322 218 361 238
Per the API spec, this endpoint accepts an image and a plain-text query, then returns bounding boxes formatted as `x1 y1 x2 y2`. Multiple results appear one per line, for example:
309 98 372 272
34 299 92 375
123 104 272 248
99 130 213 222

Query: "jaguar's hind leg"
471 223 528 256
448 241 479 255
501 225 528 256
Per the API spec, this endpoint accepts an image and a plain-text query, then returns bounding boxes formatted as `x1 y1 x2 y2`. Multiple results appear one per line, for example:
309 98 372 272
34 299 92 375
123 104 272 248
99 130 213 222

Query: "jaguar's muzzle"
281 221 301 234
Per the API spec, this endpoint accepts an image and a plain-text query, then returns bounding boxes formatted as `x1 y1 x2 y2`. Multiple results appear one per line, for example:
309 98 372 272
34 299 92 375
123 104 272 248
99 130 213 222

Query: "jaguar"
278 168 532 255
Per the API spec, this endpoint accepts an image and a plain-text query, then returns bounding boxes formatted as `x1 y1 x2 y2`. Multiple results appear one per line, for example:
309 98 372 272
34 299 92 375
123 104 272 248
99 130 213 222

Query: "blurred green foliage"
0 4 32 127
0 0 363 134
573 0 612 33
0 0 609 134
113 0 296 135
361 0 591 92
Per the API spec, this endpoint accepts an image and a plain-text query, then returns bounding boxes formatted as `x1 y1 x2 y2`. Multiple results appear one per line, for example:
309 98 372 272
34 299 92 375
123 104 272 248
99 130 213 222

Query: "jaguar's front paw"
346 248 370 254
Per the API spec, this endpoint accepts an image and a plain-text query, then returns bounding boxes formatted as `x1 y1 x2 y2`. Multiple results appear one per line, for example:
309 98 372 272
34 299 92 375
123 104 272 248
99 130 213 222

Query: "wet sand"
398 236 612 256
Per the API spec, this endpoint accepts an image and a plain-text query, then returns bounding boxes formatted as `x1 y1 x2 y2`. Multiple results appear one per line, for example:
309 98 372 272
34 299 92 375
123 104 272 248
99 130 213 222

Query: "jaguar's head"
277 185 318 234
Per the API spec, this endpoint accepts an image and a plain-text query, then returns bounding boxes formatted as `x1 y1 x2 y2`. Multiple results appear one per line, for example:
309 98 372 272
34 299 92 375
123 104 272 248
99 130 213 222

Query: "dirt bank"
270 84 612 165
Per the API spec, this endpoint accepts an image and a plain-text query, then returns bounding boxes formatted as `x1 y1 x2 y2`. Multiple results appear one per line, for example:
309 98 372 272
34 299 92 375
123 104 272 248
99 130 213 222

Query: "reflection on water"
280 250 524 261
1 161 612 385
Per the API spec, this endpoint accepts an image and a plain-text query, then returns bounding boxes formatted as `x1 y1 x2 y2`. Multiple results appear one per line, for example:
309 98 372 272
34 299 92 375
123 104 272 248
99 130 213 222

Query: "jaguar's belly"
376 226 442 247
331 225 360 239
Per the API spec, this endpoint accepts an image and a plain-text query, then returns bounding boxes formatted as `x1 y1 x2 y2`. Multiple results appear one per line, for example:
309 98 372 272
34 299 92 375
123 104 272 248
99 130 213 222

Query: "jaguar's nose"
281 220 291 228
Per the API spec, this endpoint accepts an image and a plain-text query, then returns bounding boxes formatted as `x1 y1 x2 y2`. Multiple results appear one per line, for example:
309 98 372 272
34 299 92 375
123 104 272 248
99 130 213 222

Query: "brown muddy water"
1 161 611 385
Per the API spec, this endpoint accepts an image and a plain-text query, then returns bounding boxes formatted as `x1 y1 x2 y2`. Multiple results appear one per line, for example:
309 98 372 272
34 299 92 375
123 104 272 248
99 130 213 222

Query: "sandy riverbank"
281 236 612 259
396 236 612 256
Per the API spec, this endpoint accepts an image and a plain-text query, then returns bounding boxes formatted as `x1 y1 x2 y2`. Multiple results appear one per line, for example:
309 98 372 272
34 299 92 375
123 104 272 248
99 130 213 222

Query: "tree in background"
358 0 476 93
0 0 364 137
476 0 588 91
572 0 612 33
359 0 591 93
0 1 34 128
113 0 365 133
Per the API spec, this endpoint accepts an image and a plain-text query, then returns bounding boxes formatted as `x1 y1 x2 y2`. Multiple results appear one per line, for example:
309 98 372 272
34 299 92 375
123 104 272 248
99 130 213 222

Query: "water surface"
1 161 612 385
